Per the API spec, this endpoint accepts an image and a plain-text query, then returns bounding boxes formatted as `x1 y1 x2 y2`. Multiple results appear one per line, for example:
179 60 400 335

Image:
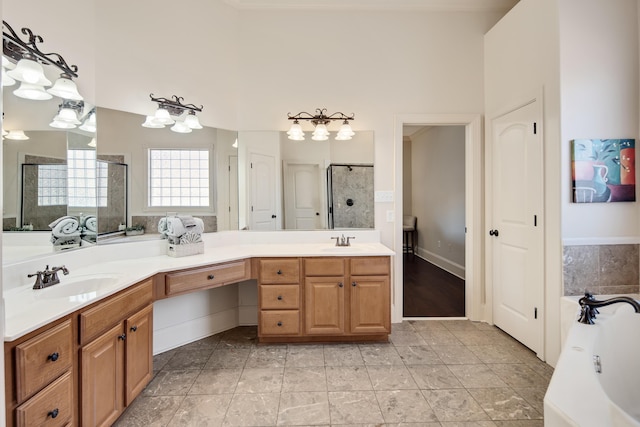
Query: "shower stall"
327 164 374 229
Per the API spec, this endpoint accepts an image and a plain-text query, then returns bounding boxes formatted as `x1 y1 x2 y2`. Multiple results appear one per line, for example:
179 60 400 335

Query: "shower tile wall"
562 244 639 296
329 165 374 229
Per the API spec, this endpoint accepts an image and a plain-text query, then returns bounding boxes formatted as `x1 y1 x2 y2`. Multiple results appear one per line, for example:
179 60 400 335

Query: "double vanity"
2 230 393 427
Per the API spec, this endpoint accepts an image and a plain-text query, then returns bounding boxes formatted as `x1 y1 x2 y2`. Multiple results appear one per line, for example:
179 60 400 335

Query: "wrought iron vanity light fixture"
142 94 204 134
287 108 355 141
2 20 83 101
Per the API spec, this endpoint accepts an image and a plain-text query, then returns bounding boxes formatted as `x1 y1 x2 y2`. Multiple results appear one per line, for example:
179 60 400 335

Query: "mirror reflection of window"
67 149 99 208
37 164 67 206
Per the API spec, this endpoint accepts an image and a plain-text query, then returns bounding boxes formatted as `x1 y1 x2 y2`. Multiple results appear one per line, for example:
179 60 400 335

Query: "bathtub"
544 295 640 426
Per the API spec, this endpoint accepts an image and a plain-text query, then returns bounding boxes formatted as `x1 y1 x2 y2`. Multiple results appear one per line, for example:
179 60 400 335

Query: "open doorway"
402 125 466 317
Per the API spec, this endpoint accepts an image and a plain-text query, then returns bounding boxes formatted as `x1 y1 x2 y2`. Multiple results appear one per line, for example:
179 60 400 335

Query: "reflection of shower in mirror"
327 164 374 229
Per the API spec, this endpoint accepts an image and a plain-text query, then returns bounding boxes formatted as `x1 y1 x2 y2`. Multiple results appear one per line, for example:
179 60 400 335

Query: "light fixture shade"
2 68 16 87
5 130 29 140
170 120 192 134
88 137 97 147
184 113 203 129
2 56 16 70
153 107 175 125
55 107 81 124
2 129 7 136
312 123 329 141
232 138 238 148
287 122 305 140
13 81 53 100
7 58 51 86
79 112 97 132
46 76 83 100
49 119 77 129
142 115 165 128
335 122 355 140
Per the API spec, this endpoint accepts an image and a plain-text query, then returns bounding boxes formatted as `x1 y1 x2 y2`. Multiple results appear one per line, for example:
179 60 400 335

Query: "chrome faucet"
331 234 355 247
578 291 640 324
28 265 69 289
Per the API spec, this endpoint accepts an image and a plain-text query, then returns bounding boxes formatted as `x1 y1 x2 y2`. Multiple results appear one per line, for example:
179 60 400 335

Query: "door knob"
489 229 499 237
271 214 277 218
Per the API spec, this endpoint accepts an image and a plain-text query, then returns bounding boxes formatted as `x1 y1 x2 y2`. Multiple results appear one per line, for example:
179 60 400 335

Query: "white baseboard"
416 248 465 279
153 308 239 354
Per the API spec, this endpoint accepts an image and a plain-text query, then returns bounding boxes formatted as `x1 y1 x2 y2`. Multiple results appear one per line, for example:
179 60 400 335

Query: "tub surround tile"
563 244 640 296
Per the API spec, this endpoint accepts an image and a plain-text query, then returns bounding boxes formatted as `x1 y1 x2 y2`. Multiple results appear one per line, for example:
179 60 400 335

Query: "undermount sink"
35 273 121 300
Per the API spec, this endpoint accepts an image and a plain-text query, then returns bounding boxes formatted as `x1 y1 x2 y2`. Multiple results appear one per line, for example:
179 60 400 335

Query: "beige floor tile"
468 388 542 421
367 365 419 390
448 364 508 388
432 345 483 365
422 389 489 422
327 390 385 424
285 344 325 367
359 344 404 365
167 394 232 426
223 392 280 426
376 389 438 423
205 347 251 369
189 368 242 395
142 369 200 396
277 391 330 425
164 349 214 370
113 396 185 427
323 344 365 366
236 367 284 393
396 345 443 365
282 366 327 392
407 364 464 390
326 365 373 391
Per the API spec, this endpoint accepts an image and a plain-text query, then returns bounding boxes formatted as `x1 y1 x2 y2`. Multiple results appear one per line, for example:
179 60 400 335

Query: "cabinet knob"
208 274 215 280
118 334 126 341
352 281 357 287
47 352 59 362
277 321 283 327
130 326 138 332
338 282 344 288
48 408 59 419
276 269 282 275
277 295 283 300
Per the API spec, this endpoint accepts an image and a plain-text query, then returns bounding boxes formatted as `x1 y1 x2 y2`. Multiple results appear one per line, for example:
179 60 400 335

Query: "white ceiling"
224 0 519 12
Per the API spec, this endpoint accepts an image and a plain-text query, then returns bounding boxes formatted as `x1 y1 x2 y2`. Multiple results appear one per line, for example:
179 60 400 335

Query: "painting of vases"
572 139 636 203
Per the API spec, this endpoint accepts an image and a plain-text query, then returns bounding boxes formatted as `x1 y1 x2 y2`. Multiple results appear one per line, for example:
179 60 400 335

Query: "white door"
228 155 239 230
491 100 544 355
283 163 322 229
250 152 277 230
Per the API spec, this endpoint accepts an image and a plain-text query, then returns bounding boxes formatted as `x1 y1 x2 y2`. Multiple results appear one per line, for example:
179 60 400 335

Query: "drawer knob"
338 282 343 288
48 408 59 419
277 321 283 327
118 334 126 341
277 295 283 300
208 274 215 280
130 326 138 332
47 352 59 362
276 269 282 275
352 281 357 287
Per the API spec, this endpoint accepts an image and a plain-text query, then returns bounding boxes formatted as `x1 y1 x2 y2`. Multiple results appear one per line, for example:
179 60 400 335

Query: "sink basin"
35 274 121 301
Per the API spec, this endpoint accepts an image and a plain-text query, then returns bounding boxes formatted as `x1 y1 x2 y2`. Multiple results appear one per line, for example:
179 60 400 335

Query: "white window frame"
144 146 216 214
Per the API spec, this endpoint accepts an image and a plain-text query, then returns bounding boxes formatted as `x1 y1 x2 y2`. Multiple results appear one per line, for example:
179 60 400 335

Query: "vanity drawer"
260 310 300 335
259 258 300 284
165 260 250 296
304 258 345 276
259 285 299 309
15 320 73 403
80 279 153 345
15 370 73 427
350 257 390 276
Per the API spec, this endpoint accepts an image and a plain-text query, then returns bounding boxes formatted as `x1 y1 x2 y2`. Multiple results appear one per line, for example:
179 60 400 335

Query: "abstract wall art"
571 139 636 203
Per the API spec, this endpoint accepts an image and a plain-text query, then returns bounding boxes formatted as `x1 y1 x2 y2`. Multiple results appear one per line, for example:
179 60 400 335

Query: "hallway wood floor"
403 254 465 317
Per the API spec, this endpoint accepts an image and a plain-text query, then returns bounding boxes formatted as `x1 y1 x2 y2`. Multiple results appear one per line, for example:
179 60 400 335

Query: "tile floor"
114 320 553 426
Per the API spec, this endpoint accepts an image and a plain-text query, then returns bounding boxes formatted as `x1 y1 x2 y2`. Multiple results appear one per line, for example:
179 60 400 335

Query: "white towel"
84 216 97 232
166 216 204 237
50 217 80 237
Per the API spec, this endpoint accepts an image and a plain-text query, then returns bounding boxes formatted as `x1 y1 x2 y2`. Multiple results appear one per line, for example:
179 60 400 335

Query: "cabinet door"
125 305 153 406
349 276 390 334
81 323 125 427
305 277 345 335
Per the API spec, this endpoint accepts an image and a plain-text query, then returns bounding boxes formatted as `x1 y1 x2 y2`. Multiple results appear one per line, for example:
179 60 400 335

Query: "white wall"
410 126 465 276
402 138 412 214
559 0 640 241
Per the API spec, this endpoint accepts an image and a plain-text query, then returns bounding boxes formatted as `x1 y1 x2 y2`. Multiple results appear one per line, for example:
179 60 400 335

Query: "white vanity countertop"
4 231 394 341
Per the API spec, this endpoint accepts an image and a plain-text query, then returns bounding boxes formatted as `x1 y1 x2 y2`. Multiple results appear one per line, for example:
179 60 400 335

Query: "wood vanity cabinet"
257 258 302 337
305 256 390 338
161 259 250 298
257 255 391 342
5 319 75 427
79 279 153 427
